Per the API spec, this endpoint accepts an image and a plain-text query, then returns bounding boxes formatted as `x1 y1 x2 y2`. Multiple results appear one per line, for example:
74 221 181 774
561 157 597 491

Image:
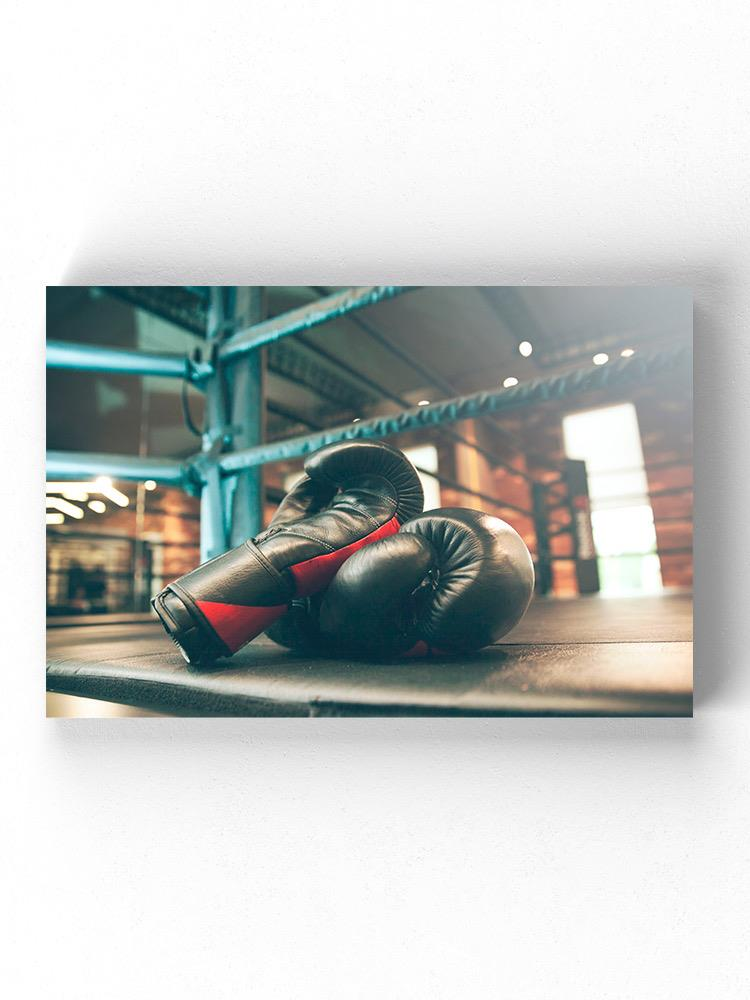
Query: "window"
562 403 662 596
404 446 441 512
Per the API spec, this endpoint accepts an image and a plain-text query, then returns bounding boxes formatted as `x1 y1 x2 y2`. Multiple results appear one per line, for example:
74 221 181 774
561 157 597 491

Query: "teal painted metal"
47 340 212 383
46 451 185 484
225 287 265 545
219 347 689 473
219 286 412 361
200 288 231 562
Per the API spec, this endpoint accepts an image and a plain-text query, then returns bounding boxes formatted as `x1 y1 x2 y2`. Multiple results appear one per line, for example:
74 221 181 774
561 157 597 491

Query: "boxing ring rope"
218 346 690 472
46 344 689 486
46 285 690 580
310 285 541 463
289 320 536 483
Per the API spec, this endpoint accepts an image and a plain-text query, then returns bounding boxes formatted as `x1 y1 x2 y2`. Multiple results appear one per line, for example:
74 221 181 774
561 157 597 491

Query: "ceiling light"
46 497 84 519
47 478 129 507
46 512 64 525
417 400 430 407
503 376 519 388
518 341 533 357
620 348 635 358
97 483 129 507
352 417 361 423
144 480 157 491
88 500 106 513
592 353 609 365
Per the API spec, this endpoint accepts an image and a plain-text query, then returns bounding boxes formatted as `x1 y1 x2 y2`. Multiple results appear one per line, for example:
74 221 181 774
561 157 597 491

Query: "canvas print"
46 286 693 717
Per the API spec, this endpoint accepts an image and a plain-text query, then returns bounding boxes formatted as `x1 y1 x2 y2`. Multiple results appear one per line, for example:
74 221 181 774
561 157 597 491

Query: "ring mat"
47 593 693 717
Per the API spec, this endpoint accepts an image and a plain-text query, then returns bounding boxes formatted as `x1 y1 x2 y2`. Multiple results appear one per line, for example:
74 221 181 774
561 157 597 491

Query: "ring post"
225 287 265 545
199 288 230 562
564 459 600 594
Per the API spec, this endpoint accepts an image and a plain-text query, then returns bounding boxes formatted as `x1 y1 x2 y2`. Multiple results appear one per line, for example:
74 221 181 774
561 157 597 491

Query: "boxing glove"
269 508 534 657
152 440 423 664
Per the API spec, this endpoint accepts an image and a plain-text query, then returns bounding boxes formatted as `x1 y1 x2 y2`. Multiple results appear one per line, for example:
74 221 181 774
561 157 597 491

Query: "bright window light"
47 478 128 507
88 500 106 513
620 347 635 358
592 353 609 365
563 403 662 596
591 505 657 556
404 445 441 511
417 399 430 407
503 376 519 388
46 512 64 525
563 402 648 484
518 341 533 357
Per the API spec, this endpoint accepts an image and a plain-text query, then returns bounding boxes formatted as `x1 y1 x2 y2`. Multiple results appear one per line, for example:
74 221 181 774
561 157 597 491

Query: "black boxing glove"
152 441 423 664
270 508 534 657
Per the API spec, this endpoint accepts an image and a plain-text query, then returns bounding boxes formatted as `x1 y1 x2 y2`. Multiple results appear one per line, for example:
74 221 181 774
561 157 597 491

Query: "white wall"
3 2 749 996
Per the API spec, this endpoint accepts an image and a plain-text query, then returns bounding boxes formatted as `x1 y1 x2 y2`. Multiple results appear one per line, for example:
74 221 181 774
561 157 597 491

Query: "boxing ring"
47 593 692 716
46 287 693 716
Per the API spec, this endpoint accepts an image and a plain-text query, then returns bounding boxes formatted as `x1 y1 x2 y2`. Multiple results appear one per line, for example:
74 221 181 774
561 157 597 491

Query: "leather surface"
305 440 424 525
401 508 535 652
264 474 334 528
194 600 287 651
155 441 424 657
257 480 399 570
172 539 291 609
318 533 436 654
272 507 536 656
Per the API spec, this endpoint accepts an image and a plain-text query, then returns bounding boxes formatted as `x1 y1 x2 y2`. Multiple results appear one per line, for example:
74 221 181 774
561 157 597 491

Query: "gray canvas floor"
47 592 693 717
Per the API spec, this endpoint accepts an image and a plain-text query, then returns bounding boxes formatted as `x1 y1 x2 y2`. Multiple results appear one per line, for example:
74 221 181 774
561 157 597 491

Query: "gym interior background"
46 286 693 717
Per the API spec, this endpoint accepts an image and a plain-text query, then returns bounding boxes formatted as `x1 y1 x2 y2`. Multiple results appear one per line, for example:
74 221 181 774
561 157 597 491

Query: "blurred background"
46 286 692 713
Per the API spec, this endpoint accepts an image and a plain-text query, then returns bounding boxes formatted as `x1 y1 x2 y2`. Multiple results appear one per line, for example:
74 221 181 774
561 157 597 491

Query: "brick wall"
516 378 693 594
634 388 693 588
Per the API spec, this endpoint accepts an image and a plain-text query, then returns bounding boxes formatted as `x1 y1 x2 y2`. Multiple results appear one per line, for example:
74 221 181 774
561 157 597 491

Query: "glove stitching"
277 530 337 552
347 488 398 505
243 540 294 590
339 498 397 529
340 504 380 530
